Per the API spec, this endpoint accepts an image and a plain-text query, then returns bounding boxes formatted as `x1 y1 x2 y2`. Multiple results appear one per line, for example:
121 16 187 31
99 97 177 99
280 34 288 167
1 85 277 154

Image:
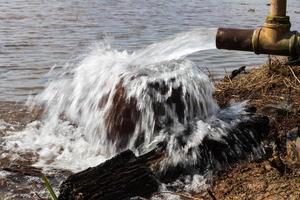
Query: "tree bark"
58 147 165 200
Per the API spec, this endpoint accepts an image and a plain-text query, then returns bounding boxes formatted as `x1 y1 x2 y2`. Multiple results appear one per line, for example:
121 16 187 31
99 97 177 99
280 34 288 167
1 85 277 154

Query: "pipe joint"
216 28 300 59
216 0 300 60
252 27 300 56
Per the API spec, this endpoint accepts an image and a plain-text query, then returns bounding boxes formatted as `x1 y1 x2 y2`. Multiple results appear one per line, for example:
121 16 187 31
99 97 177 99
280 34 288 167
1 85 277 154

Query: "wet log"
159 115 270 182
58 145 165 200
58 115 269 199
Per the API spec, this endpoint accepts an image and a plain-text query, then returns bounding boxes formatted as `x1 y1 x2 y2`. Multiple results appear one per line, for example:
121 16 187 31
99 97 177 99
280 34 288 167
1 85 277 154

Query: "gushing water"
2 28 248 175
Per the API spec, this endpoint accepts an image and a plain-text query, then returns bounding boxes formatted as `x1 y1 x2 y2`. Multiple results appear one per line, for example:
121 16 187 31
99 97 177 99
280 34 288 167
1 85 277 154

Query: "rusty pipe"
216 0 300 60
270 0 287 16
216 28 254 52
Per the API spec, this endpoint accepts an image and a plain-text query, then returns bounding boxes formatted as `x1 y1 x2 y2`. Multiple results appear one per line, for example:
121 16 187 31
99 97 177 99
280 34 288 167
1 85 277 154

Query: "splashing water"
2 28 249 175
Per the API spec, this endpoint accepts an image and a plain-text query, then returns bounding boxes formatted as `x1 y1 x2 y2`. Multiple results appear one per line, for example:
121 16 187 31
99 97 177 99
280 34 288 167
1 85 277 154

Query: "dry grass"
214 57 300 133
206 57 300 200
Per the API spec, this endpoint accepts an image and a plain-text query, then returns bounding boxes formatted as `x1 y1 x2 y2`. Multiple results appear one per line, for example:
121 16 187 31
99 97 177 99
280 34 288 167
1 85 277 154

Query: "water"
3 28 219 172
0 0 299 198
1 26 262 191
1 0 300 102
1 28 259 199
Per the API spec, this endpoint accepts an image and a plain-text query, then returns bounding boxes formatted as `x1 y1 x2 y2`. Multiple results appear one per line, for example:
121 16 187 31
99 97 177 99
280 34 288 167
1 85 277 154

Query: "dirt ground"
205 57 300 200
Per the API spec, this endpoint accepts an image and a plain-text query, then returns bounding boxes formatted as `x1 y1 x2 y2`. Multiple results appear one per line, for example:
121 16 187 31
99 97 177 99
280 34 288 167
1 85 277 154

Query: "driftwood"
229 66 246 80
58 115 269 199
2 165 43 177
58 144 165 200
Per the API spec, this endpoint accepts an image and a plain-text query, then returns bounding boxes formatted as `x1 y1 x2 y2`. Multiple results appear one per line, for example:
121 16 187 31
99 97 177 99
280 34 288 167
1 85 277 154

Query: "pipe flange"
289 31 300 59
266 15 290 24
264 15 291 29
263 22 291 29
252 27 262 54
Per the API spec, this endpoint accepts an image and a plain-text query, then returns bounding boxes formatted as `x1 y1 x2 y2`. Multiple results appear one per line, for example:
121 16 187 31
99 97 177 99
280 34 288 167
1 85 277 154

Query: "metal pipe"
216 28 254 51
216 0 300 60
270 0 287 16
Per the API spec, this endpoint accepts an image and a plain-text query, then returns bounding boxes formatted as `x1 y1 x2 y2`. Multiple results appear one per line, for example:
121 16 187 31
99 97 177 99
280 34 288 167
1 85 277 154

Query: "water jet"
216 0 300 62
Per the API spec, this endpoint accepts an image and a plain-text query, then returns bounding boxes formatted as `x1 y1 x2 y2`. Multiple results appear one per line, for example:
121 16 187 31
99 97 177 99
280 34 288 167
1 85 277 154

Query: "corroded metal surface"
216 28 254 52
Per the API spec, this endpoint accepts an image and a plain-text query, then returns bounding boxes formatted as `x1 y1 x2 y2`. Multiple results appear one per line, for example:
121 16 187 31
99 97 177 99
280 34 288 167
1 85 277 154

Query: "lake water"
1 0 300 102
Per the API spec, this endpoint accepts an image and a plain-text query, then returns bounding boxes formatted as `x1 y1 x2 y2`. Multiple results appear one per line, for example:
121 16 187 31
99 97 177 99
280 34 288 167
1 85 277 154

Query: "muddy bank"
0 103 50 199
214 57 299 132
207 57 300 200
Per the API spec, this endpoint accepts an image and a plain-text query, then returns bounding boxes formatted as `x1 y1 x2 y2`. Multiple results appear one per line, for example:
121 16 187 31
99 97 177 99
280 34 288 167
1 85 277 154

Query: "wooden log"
58 147 165 200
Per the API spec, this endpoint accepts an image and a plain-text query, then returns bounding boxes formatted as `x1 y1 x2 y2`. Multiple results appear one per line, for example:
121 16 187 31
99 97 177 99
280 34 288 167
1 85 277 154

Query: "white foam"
0 119 13 131
3 120 108 172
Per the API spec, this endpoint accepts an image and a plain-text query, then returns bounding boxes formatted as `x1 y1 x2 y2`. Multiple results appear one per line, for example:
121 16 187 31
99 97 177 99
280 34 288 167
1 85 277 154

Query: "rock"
102 81 141 150
101 79 202 151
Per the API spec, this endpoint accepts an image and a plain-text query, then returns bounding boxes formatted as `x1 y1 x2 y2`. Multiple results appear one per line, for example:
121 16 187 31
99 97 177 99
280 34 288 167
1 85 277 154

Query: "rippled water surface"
1 0 300 101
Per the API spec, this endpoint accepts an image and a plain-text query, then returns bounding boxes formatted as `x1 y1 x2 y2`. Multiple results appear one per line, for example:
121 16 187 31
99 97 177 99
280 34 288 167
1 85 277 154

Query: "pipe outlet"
216 0 300 60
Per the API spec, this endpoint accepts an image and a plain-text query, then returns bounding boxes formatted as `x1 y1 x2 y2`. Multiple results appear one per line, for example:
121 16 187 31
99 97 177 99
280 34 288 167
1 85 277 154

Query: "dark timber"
58 114 269 200
58 149 162 200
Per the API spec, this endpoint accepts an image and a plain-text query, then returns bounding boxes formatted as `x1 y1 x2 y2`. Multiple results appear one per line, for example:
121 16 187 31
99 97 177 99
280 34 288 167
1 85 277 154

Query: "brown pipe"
270 0 287 16
216 28 254 52
216 0 300 60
